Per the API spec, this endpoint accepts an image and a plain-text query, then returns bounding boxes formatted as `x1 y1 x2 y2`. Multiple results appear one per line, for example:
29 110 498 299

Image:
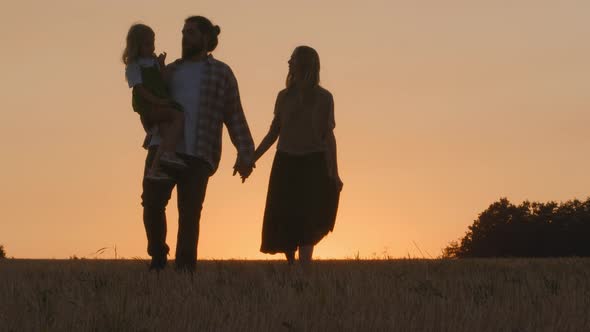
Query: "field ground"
1 258 589 331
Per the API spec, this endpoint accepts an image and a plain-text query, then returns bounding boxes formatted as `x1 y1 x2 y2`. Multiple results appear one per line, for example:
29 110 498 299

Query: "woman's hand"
233 158 256 183
328 165 343 192
332 174 343 192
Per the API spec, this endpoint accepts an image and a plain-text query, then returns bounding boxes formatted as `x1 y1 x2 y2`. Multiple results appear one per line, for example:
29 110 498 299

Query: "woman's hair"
122 23 154 65
185 16 221 52
286 46 321 92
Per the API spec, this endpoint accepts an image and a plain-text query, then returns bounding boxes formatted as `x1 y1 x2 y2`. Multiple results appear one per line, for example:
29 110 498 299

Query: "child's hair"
122 23 155 65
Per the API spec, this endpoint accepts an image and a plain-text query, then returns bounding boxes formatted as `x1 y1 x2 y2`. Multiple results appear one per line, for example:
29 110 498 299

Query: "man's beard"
182 42 204 59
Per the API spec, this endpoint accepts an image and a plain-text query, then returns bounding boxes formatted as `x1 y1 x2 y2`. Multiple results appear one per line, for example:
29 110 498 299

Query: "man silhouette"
141 16 254 272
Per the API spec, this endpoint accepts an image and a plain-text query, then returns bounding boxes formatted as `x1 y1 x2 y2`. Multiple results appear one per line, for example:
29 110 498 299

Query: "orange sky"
1 0 589 259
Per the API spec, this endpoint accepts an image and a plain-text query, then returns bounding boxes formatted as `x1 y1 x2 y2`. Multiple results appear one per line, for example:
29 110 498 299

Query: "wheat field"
0 258 588 331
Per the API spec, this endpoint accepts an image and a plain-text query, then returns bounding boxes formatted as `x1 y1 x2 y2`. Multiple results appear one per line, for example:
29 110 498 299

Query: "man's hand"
232 158 255 183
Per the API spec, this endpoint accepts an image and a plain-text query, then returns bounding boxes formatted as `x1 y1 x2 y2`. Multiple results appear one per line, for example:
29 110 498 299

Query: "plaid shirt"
145 55 254 175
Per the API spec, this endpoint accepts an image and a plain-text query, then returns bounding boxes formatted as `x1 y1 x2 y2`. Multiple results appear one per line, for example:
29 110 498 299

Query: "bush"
0 245 6 259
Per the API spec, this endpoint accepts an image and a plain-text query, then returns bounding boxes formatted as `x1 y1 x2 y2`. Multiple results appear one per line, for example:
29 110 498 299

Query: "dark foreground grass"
1 258 589 331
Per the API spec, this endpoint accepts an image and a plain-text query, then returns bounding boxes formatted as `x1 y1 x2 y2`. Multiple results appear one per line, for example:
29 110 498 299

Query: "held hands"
232 157 255 183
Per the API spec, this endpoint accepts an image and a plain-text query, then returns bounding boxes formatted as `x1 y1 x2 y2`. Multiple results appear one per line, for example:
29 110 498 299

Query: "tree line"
444 197 590 258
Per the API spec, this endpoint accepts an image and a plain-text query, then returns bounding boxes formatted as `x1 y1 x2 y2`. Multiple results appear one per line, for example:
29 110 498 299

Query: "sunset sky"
1 0 589 259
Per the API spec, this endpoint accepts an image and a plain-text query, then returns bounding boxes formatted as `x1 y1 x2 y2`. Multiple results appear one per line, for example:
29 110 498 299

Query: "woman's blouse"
270 87 335 155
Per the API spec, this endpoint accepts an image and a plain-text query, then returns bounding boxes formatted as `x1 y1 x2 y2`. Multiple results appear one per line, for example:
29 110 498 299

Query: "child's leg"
144 106 183 175
155 109 187 170
148 147 165 175
146 106 183 153
157 109 184 154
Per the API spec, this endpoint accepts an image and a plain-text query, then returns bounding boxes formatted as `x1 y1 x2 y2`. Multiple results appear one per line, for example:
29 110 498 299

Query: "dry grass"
0 258 588 331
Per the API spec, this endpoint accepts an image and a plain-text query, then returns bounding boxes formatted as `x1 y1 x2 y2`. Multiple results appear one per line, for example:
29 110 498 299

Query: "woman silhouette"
254 46 342 264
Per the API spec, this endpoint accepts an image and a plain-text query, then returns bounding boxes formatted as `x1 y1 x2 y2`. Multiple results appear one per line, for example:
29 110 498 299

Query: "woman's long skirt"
260 151 340 254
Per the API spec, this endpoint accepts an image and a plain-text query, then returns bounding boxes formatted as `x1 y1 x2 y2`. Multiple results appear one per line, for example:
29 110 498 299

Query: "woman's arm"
254 92 284 162
325 131 339 178
254 117 280 162
324 94 343 190
326 130 343 191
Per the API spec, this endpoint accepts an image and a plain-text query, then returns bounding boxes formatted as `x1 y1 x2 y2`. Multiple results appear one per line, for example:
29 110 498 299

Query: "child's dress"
125 56 182 123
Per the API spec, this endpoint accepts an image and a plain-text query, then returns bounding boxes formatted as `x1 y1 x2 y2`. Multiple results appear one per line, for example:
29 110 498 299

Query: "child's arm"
126 62 171 106
157 52 167 69
161 67 173 84
158 52 175 84
133 84 171 106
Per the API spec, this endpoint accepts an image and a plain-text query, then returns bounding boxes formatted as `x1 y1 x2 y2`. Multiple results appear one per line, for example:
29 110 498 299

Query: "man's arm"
222 67 255 180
